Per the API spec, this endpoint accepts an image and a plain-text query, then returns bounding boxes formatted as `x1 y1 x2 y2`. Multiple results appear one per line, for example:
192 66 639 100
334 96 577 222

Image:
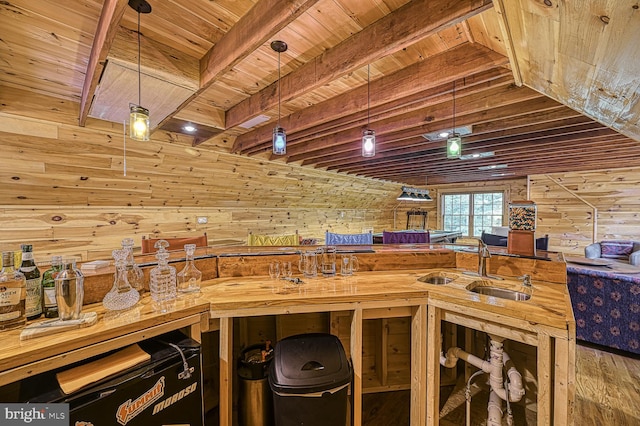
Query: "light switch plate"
197 216 208 224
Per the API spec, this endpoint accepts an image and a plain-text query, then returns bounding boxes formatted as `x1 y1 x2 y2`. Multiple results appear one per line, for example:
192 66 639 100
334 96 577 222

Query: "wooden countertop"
0 264 574 386
0 296 210 386
199 268 574 331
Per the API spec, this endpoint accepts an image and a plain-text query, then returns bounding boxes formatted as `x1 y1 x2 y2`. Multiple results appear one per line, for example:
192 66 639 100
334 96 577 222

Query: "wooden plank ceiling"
1 0 639 185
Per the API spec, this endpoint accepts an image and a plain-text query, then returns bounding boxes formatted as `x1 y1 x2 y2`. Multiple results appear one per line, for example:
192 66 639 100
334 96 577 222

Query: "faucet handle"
520 274 532 287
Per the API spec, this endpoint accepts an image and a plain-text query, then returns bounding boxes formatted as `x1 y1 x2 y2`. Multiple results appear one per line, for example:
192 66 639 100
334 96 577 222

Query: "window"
442 192 504 237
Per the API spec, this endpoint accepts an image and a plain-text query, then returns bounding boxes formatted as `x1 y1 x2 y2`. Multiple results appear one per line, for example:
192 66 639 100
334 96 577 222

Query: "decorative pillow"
600 241 634 259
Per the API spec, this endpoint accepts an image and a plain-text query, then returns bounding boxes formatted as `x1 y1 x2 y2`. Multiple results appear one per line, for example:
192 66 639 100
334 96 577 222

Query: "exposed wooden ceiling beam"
225 0 494 129
200 0 320 89
154 0 320 131
283 84 544 158
232 43 509 153
78 0 129 127
308 116 600 169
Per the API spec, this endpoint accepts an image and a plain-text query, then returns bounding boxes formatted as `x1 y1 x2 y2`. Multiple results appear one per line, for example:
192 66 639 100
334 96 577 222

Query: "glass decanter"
102 248 140 311
177 244 201 293
121 237 144 292
149 240 177 306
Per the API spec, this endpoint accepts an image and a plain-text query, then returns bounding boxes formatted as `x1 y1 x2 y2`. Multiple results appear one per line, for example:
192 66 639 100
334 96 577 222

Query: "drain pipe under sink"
439 334 525 425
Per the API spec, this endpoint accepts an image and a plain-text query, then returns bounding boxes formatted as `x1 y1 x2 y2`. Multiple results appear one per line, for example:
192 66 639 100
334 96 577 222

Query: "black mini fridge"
269 333 352 426
23 330 204 426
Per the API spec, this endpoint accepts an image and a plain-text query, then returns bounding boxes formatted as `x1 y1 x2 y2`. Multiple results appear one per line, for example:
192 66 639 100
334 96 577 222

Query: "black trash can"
238 341 275 426
269 333 351 426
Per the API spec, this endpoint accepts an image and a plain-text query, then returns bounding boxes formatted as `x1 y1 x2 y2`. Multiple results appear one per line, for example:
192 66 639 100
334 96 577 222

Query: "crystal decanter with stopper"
177 244 201 294
121 238 144 292
149 240 176 311
102 249 140 311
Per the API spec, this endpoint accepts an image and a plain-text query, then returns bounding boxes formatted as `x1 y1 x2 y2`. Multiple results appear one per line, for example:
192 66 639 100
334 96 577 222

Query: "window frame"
437 187 509 237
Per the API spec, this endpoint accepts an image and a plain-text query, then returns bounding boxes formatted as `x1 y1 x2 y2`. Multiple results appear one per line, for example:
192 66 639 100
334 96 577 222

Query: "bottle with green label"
41 255 63 318
20 244 42 320
0 251 26 330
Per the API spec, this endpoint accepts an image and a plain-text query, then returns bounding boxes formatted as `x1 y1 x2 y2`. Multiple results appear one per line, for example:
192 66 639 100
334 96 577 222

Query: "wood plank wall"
529 169 640 255
2 86 639 260
0 87 402 260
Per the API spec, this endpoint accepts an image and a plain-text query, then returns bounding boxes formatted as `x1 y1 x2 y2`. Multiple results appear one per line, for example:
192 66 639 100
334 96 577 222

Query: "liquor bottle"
20 244 42 320
177 244 202 293
149 240 176 312
41 255 63 318
121 238 144 292
0 251 27 330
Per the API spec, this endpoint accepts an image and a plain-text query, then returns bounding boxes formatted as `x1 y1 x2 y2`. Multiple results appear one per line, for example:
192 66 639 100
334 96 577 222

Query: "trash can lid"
269 333 351 394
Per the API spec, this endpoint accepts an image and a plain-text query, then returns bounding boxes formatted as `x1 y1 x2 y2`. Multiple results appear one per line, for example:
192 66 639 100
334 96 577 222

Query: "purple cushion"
382 231 430 244
600 241 634 259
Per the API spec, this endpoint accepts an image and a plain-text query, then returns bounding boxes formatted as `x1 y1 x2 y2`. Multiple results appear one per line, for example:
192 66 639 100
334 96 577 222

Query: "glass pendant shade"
447 136 461 159
273 126 287 155
130 105 150 141
362 129 376 157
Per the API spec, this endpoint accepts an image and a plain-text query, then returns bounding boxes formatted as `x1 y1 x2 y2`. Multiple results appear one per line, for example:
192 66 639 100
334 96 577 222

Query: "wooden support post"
426 305 442 426
410 305 427 425
554 337 575 425
351 306 363 426
219 317 233 426
537 333 552 426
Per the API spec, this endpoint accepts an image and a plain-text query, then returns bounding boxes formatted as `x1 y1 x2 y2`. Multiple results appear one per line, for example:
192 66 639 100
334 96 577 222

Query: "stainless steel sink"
466 281 531 301
417 272 457 285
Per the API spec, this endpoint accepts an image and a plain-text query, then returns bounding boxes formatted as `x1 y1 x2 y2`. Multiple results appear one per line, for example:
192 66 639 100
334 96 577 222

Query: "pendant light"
271 40 288 155
128 0 152 141
446 80 461 158
362 64 376 157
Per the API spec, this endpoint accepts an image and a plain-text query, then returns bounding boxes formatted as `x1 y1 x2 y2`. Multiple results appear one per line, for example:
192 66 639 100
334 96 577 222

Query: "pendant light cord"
367 64 371 128
277 50 281 128
452 80 456 136
137 11 141 106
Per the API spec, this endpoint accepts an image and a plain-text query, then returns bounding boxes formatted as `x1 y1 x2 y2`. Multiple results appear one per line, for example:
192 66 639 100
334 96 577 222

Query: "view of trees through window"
442 192 504 237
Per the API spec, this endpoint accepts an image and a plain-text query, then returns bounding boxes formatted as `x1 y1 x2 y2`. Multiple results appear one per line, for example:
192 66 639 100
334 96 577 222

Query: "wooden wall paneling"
0 111 404 259
530 167 640 255
275 313 330 340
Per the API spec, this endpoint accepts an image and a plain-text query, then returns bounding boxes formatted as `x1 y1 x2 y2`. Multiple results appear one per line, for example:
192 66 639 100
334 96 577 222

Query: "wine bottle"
20 244 42 320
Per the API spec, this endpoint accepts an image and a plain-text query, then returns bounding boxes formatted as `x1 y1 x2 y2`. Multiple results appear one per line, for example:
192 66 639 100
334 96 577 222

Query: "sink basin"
417 272 457 285
466 281 531 301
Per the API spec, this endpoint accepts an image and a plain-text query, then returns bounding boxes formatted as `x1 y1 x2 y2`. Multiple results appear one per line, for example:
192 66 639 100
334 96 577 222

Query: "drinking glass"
269 262 280 279
281 261 292 278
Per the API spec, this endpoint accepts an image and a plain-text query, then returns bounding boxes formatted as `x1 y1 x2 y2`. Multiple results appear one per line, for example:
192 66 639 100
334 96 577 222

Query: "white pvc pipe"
441 347 492 372
502 351 525 402
487 390 504 426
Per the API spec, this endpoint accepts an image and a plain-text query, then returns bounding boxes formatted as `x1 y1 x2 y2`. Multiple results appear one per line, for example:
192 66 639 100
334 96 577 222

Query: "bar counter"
0 245 575 425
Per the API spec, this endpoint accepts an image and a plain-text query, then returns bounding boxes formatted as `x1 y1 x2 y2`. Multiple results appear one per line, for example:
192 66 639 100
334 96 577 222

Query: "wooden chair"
247 231 299 246
325 231 373 245
141 233 208 254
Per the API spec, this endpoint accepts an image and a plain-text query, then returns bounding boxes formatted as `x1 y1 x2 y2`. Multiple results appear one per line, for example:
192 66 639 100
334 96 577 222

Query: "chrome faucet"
478 239 491 277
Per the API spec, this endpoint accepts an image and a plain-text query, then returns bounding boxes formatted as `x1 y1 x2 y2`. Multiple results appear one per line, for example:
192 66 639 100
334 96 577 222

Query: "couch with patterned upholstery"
585 240 640 266
567 263 640 355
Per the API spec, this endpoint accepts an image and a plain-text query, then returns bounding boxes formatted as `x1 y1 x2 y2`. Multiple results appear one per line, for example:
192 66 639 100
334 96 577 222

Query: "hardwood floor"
361 343 640 425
